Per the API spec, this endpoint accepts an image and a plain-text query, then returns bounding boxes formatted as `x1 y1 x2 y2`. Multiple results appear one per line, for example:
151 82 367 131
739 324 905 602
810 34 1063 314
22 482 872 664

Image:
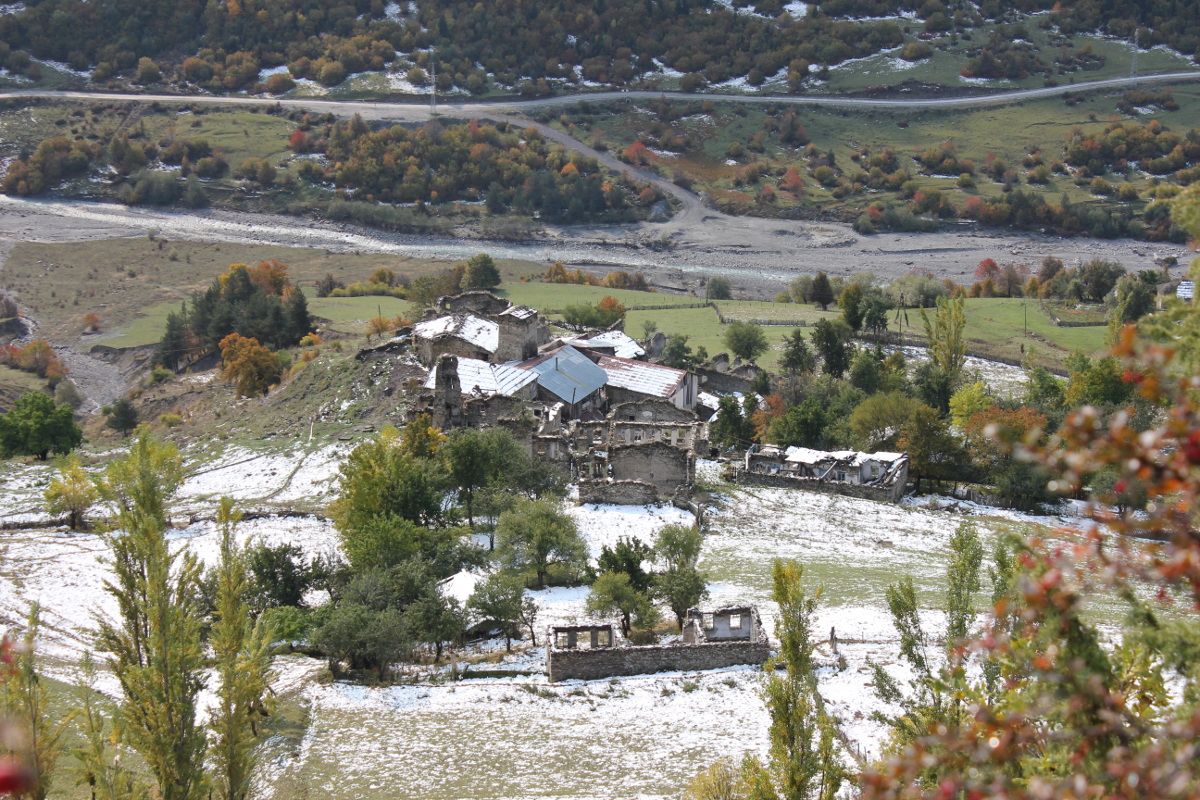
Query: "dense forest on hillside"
298 116 650 223
0 0 1196 92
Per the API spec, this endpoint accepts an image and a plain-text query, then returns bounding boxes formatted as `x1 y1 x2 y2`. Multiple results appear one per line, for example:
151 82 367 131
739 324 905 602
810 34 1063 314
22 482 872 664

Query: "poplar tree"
4 605 70 800
71 652 146 800
740 560 845 800
919 295 967 386
209 497 275 800
94 432 208 800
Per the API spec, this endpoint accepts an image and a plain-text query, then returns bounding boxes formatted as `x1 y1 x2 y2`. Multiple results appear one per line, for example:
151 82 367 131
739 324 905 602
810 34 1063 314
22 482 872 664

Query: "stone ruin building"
734 445 910 503
404 292 710 503
546 605 770 681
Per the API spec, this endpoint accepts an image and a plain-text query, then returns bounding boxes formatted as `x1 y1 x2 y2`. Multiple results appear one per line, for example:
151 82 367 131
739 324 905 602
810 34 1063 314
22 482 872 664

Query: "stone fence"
577 479 660 506
547 639 771 681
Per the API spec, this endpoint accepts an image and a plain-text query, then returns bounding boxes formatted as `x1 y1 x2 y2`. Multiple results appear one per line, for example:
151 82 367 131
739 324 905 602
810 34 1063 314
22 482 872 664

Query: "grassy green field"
5 238 478 345
307 295 416 333
0 364 50 409
0 103 296 176
817 14 1200 94
498 283 706 310
961 297 1108 362
494 282 1108 370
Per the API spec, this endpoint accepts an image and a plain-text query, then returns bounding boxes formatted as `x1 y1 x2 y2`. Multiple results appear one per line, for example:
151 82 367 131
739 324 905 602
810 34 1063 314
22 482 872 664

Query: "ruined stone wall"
548 640 772 681
730 468 908 503
696 367 753 395
495 315 540 362
607 421 702 451
438 291 510 316
610 443 693 496
463 394 532 428
417 335 491 367
577 479 659 506
610 399 697 423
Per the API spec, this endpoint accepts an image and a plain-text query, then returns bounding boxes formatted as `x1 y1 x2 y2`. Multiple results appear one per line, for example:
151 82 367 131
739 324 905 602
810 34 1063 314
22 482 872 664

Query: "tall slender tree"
920 295 967 387
94 433 208 800
4 605 70 800
739 561 845 800
209 497 275 800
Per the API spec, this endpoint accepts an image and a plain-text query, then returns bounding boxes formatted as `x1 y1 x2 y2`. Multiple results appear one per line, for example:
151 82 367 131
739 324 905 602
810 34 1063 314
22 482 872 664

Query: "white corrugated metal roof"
1179 280 1195 300
569 330 646 359
413 314 499 352
595 354 686 399
424 357 537 397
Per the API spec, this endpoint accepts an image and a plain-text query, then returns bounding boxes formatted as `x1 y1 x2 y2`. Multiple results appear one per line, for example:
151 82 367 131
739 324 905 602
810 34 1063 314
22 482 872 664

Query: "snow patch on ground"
258 65 291 81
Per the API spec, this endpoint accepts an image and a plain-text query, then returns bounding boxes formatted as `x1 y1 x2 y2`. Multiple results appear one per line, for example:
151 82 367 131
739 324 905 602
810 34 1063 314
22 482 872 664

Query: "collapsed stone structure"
406 293 709 502
412 291 546 366
732 445 909 503
546 605 770 681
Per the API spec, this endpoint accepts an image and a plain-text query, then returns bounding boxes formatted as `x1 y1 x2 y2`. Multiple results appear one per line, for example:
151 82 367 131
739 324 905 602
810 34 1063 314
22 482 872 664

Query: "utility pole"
1131 28 1139 87
430 47 437 116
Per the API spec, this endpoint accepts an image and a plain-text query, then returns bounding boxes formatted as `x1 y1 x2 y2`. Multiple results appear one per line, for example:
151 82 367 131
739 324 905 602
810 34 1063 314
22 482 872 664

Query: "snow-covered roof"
516 345 608 404
1179 280 1195 300
412 314 499 352
783 447 907 466
500 304 539 320
783 447 837 465
595 354 686 399
858 451 905 465
438 570 481 605
424 356 537 397
568 330 646 359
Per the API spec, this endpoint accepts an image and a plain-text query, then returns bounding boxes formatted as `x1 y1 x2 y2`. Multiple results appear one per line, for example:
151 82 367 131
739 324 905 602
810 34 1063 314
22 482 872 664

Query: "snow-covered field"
0 435 1091 799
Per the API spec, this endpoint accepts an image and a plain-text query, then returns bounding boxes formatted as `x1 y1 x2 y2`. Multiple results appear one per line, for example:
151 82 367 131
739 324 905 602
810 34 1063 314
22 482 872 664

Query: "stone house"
513 345 608 419
739 445 909 502
414 292 545 366
412 314 498 366
682 605 762 644
591 353 698 410
546 604 770 681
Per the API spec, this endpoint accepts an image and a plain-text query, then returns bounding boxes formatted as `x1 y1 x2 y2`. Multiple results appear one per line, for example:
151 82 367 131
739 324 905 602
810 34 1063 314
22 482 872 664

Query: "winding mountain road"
5 71 1200 230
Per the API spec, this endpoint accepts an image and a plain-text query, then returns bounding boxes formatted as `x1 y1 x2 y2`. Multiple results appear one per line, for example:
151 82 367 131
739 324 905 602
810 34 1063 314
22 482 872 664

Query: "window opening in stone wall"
729 614 742 630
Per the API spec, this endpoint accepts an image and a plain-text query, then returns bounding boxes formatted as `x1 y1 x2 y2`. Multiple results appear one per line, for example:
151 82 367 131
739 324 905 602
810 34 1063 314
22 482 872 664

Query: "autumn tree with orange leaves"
857 188 1200 800
219 334 282 397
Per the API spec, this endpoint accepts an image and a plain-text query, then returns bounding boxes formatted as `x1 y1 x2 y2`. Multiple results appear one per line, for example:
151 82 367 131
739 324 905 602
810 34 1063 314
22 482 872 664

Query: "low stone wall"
548 640 771 681
577 479 660 505
730 470 907 503
695 367 753 395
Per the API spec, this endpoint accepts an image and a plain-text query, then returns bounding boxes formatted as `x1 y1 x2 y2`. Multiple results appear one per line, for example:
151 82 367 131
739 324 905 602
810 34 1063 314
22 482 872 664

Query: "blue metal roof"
516 345 607 404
